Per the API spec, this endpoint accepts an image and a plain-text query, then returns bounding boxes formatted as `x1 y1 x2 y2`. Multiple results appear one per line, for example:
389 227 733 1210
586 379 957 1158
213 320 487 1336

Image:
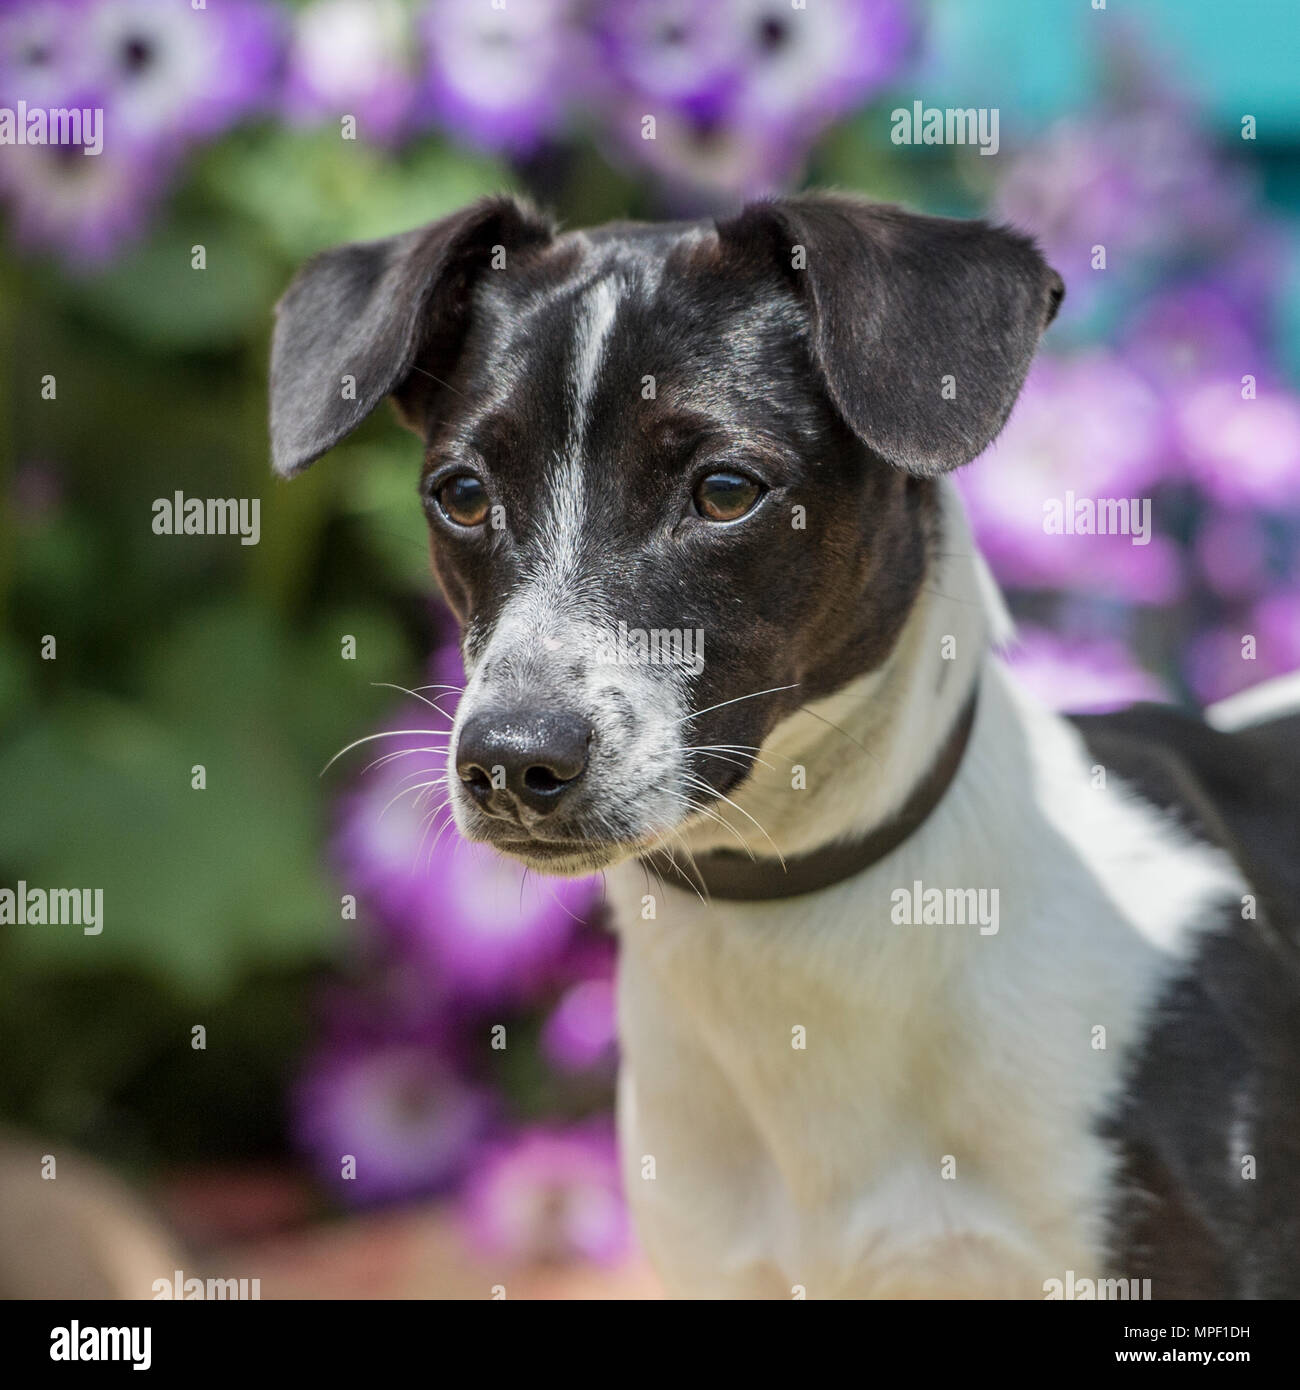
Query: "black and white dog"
270 194 1300 1299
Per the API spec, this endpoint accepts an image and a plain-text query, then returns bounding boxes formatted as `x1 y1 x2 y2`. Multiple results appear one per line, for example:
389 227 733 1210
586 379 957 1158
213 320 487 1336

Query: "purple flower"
284 0 417 145
602 102 802 205
1251 590 1300 682
80 0 280 148
1006 625 1167 714
1121 281 1264 394
336 768 598 1001
419 0 577 153
592 0 912 200
724 0 912 127
541 970 617 1074
995 107 1252 304
1194 510 1278 603
0 0 81 106
332 654 601 1004
0 134 172 265
294 1037 492 1205
956 352 1182 603
0 0 278 265
461 1124 630 1266
1174 377 1300 510
597 0 734 115
1186 592 1300 704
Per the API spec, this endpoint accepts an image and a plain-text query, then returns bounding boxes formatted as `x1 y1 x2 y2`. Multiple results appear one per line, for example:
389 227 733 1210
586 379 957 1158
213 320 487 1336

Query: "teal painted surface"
924 0 1300 138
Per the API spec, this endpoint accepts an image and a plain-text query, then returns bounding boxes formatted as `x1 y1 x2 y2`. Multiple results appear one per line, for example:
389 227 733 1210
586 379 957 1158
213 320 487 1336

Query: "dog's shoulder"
1069 702 1300 1296
1070 702 1300 908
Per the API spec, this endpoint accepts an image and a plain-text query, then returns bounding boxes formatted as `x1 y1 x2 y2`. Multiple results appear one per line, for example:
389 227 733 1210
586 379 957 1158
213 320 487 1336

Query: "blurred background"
1 0 1299 1298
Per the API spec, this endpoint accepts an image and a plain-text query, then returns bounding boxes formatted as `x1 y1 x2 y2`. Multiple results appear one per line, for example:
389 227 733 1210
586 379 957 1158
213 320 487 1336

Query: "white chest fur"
607 491 1243 1299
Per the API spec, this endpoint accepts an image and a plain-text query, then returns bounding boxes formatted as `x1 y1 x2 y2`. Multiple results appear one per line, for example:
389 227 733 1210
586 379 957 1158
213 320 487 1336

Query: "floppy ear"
716 194 1064 476
269 194 553 477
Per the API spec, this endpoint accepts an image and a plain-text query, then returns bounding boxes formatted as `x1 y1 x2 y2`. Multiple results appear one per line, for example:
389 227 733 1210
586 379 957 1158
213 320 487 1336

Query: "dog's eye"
693 471 763 523
435 474 490 528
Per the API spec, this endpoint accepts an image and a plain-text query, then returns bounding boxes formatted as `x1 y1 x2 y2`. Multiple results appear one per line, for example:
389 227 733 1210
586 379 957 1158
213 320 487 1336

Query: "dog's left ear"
716 194 1064 476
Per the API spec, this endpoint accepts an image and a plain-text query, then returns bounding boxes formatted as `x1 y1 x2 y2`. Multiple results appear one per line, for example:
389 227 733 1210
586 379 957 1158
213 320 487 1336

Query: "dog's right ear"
269 195 553 477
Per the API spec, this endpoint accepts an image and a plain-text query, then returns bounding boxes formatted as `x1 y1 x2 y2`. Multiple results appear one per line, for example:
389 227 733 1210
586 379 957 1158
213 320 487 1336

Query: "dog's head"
270 193 1061 875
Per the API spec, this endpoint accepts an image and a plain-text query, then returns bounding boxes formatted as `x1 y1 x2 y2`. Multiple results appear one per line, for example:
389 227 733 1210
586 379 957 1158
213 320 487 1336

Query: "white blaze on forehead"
569 276 621 452
522 276 623 602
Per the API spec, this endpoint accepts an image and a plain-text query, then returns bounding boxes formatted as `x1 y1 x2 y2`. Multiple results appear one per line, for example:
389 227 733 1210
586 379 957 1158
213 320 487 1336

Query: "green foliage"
0 127 476 1165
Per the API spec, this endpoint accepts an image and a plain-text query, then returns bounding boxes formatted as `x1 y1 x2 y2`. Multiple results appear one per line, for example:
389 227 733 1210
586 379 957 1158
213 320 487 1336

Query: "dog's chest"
612 896 1106 1296
607 722 1242 1297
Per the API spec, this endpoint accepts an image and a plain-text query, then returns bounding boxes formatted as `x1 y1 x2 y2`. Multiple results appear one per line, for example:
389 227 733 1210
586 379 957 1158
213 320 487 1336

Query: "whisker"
371 681 461 717
321 728 455 776
674 683 799 726
532 873 595 925
795 704 883 769
378 777 446 822
685 742 808 774
417 799 457 870
660 825 710 904
687 750 752 772
362 745 451 777
661 787 746 849
408 363 466 397
681 772 783 866
645 826 707 904
920 584 981 609
685 747 774 774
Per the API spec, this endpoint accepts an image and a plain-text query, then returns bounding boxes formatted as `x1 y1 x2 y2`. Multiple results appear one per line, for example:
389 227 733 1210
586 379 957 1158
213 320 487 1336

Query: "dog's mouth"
484 833 649 876
454 786 722 877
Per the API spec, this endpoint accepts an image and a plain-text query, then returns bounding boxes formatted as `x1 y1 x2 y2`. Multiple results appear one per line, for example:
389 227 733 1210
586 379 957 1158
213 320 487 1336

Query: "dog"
269 193 1300 1299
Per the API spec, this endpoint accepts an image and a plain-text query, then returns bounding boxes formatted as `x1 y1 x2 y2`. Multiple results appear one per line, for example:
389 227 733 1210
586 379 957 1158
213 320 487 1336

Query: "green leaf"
202 129 516 261
60 225 281 351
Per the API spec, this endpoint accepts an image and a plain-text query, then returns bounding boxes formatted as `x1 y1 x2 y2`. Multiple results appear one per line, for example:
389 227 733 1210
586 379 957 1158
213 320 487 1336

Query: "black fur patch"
1072 706 1300 1297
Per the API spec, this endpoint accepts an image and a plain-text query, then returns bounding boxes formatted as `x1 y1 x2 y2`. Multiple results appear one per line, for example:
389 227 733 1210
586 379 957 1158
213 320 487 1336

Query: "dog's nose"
456 710 591 817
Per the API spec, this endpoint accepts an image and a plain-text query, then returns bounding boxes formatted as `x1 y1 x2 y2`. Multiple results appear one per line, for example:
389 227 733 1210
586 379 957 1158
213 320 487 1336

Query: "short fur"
269 193 1299 1298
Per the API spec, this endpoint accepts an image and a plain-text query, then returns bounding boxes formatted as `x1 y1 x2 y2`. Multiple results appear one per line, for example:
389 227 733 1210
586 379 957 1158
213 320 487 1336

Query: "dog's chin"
494 841 632 876
452 808 650 877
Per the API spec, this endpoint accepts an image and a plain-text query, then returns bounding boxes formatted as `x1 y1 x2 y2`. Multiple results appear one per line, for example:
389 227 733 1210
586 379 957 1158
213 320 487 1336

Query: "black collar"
641 687 979 902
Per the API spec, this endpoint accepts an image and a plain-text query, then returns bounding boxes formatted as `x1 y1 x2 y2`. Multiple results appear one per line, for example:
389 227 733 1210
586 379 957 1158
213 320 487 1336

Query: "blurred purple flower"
1194 510 1277 603
593 0 912 200
1251 590 1300 682
0 0 278 264
957 352 1182 603
419 0 577 153
0 133 173 264
336 761 598 1002
601 102 802 204
461 1124 630 1266
81 0 280 147
284 0 416 145
0 0 81 105
995 108 1251 303
1174 377 1300 510
597 0 733 115
725 0 911 126
1121 281 1263 394
1186 591 1300 704
294 1037 492 1205
1006 625 1167 714
333 648 601 1003
541 973 617 1073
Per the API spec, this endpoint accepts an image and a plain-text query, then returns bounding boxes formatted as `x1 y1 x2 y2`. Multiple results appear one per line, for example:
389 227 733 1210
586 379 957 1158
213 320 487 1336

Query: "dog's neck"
676 480 1000 865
